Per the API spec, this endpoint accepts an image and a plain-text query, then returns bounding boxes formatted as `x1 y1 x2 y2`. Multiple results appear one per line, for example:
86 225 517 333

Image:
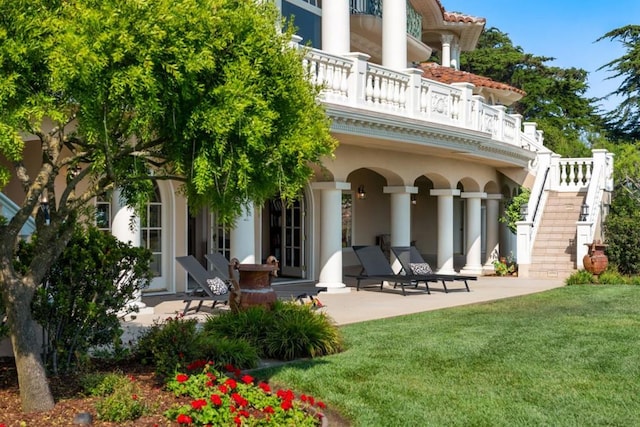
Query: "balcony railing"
350 0 422 39
301 46 545 151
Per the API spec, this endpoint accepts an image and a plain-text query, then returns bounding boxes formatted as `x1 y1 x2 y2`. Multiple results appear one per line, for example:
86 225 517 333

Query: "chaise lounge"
349 245 443 295
390 246 476 293
175 255 231 315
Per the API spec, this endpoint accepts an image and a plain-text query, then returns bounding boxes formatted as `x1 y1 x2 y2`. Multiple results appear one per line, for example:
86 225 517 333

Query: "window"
141 184 162 277
95 194 111 231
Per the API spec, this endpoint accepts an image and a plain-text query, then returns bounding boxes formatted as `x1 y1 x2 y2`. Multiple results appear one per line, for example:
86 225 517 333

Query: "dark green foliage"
264 303 344 361
134 316 200 379
604 198 640 275
597 25 640 141
499 187 530 234
10 226 152 374
139 301 344 375
194 334 259 369
202 305 274 354
460 28 602 157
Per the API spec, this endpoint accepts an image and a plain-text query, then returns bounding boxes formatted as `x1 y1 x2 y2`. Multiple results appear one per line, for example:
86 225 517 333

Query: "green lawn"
261 286 640 426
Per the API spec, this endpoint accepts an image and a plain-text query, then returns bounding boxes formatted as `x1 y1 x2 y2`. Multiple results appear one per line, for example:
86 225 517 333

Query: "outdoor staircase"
528 191 585 279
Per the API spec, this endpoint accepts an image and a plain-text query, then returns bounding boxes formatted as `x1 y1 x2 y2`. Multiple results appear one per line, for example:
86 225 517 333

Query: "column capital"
383 186 418 194
311 181 351 191
461 192 487 199
430 189 460 197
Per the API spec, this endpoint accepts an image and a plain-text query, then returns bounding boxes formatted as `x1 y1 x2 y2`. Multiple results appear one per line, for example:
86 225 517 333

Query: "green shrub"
565 270 596 285
499 187 530 234
202 305 274 353
13 225 152 374
81 371 126 397
93 373 149 422
194 334 259 369
134 316 199 378
265 303 344 361
597 270 629 285
629 276 640 286
604 203 640 275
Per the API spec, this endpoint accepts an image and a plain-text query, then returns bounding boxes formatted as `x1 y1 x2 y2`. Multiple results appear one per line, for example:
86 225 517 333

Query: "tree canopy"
460 28 603 157
0 0 335 412
597 25 640 141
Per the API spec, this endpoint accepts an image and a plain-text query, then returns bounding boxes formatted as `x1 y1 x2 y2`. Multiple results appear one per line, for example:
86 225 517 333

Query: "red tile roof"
443 11 486 24
418 62 526 99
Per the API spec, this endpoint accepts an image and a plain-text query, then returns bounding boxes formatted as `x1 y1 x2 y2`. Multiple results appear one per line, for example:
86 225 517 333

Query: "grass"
260 285 640 426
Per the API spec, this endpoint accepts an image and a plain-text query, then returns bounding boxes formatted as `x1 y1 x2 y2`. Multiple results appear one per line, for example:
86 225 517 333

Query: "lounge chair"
205 252 237 282
390 246 476 293
176 255 231 315
348 245 440 295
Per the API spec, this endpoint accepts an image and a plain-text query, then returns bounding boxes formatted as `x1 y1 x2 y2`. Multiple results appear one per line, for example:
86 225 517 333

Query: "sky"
442 0 640 112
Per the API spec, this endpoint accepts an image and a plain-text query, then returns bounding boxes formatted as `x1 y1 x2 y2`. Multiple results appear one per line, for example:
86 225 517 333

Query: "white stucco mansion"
1 0 613 297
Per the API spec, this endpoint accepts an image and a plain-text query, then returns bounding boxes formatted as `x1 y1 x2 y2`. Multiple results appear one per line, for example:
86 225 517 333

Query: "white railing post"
404 68 424 118
451 82 474 128
343 52 371 107
516 220 533 278
494 105 506 141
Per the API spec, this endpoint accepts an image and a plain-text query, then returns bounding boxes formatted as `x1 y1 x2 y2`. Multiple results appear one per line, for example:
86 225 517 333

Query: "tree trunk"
3 273 55 413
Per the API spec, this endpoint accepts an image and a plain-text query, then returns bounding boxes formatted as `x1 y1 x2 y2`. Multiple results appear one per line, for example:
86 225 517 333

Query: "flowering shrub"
165 361 325 426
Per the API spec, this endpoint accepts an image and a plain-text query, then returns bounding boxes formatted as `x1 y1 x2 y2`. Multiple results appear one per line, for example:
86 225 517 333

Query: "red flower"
176 414 193 424
229 405 237 413
231 392 248 407
187 360 208 371
218 384 229 394
301 394 308 402
263 406 275 414
176 374 189 383
280 400 293 411
234 416 242 425
210 394 223 406
206 372 217 381
317 401 326 409
233 368 242 377
190 399 207 410
258 382 271 393
224 364 236 372
308 396 315 406
225 378 237 389
128 375 136 382
239 409 250 418
277 389 295 401
241 374 254 384
131 394 138 400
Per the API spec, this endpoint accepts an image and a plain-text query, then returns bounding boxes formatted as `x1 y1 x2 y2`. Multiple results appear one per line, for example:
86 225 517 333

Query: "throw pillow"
410 262 432 275
206 277 229 295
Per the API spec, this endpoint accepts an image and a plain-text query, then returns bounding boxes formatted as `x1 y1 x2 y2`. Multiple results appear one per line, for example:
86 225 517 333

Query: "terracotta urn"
583 241 608 275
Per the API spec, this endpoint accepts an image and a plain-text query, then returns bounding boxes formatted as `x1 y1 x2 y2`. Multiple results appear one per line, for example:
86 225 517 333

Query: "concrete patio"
123 276 565 335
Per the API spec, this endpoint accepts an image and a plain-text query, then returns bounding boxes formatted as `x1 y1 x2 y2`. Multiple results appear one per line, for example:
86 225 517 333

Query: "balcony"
301 46 546 156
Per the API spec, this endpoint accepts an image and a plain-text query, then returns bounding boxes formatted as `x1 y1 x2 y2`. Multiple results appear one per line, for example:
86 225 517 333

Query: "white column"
311 182 351 293
483 194 502 273
461 192 486 275
382 0 407 69
430 189 460 275
111 190 152 315
230 204 256 264
441 34 453 68
384 186 417 272
322 0 350 54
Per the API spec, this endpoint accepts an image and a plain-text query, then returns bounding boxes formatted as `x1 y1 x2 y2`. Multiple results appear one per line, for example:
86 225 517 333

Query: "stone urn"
583 241 608 275
229 256 279 312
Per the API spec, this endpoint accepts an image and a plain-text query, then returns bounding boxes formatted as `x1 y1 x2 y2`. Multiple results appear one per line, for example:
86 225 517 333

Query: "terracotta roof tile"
443 11 486 24
418 62 526 97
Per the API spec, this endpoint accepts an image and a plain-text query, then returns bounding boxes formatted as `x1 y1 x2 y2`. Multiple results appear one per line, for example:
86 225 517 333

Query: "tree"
597 25 640 141
0 0 335 412
460 28 602 157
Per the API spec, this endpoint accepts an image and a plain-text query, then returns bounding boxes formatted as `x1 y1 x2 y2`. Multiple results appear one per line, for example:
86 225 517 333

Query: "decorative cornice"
324 104 536 167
